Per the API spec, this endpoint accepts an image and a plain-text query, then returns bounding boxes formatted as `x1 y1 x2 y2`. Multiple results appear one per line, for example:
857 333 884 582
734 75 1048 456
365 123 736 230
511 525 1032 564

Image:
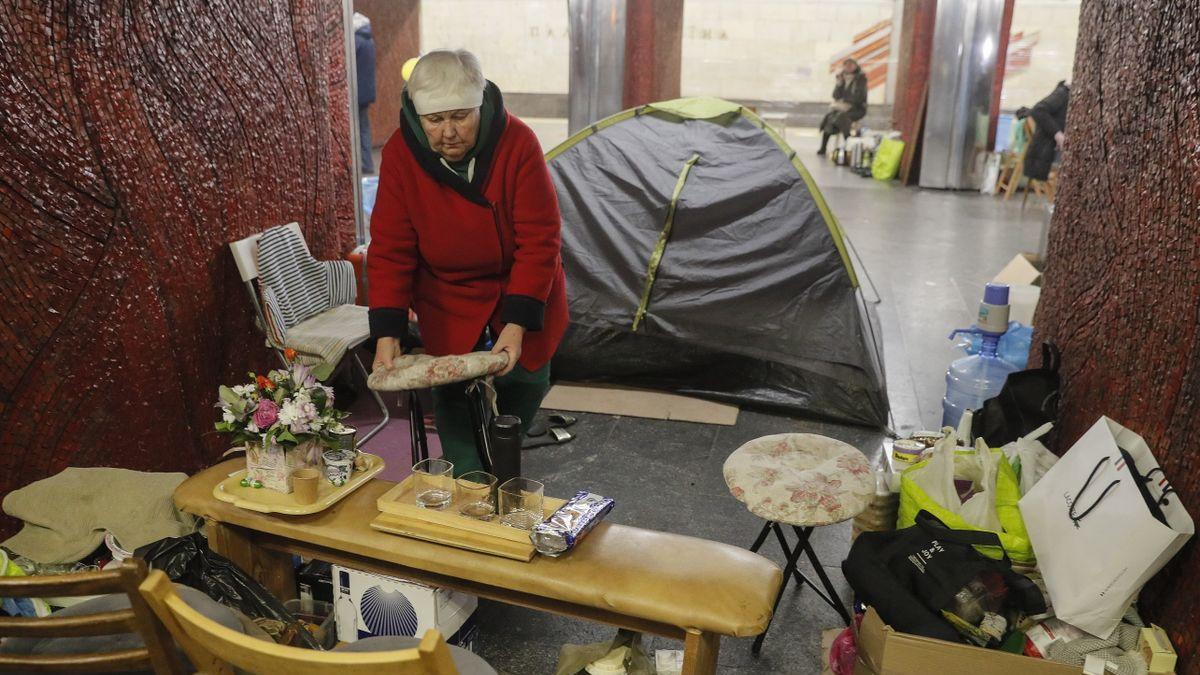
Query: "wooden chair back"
0 559 185 673
138 570 458 675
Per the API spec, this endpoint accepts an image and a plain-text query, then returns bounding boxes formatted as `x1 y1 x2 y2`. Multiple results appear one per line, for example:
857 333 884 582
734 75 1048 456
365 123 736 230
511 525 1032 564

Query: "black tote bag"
842 511 1045 643
972 342 1061 447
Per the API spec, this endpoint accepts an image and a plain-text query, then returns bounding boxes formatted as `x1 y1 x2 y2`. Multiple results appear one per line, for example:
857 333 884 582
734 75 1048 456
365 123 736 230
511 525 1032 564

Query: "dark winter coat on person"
354 21 376 106
821 71 869 137
1023 81 1070 181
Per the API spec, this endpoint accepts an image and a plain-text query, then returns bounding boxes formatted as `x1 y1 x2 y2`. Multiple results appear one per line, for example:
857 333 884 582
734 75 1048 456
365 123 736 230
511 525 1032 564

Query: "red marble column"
622 0 684 108
1033 0 1200 667
355 0 420 148
0 0 355 538
891 0 937 184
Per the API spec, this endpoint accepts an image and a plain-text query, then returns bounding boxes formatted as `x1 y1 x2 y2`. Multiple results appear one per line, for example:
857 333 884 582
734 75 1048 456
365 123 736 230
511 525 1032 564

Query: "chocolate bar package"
530 491 614 556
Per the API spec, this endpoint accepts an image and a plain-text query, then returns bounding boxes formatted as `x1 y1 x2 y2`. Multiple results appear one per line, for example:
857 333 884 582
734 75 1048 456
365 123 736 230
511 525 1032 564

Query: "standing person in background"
1022 80 1070 182
354 12 377 174
817 58 868 156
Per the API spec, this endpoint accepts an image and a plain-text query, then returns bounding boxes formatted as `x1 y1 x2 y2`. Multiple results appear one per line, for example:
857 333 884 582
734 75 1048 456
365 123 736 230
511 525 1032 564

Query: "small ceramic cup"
292 467 322 505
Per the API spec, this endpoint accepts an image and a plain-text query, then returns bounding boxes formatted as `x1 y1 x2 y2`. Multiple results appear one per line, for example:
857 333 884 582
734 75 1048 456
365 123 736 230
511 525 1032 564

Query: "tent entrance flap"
633 152 701 332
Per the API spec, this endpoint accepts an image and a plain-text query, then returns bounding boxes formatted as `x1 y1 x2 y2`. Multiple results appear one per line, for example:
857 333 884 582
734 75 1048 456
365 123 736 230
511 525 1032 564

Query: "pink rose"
252 399 279 428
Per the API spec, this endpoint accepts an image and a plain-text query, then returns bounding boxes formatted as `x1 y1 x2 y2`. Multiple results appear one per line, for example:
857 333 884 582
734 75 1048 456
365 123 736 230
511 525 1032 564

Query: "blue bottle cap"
983 283 1009 305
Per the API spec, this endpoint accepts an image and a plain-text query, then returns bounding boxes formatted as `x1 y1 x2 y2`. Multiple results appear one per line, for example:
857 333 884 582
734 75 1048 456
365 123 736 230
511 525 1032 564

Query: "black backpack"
842 511 1045 643
971 342 1061 447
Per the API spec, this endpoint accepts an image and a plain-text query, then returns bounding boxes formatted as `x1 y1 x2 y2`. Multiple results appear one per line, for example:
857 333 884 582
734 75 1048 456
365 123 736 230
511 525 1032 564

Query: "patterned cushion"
367 352 509 391
723 433 873 526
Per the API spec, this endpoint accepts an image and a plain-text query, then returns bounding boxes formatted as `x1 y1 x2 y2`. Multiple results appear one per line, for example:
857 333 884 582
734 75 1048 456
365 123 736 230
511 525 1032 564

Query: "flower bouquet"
214 356 349 493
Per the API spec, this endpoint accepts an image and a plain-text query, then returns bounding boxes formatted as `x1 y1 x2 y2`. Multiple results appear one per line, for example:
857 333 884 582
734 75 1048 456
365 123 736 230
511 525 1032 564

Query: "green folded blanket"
2 468 198 564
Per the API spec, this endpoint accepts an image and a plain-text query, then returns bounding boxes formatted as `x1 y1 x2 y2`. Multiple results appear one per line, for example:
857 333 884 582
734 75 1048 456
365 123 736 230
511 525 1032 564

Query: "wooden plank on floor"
541 383 740 426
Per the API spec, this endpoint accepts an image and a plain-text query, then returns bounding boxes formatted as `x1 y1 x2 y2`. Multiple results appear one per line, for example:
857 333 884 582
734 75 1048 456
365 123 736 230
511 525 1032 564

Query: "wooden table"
175 461 782 675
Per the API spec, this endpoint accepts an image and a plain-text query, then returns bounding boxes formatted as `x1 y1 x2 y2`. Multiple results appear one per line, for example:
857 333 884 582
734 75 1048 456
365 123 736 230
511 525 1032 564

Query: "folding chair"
0 559 186 674
229 222 389 446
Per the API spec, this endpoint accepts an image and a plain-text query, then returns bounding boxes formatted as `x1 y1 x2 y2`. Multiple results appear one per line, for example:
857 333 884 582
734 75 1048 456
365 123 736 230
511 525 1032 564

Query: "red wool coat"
367 107 568 371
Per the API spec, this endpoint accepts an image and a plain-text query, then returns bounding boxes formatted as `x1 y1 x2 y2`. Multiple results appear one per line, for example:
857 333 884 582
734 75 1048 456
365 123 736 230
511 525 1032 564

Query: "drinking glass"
456 471 497 520
499 477 544 530
413 458 453 509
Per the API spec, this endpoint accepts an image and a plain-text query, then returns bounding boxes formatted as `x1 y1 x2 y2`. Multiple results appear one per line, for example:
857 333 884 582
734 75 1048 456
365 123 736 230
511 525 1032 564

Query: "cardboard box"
993 253 1042 326
854 608 1079 675
332 565 477 646
296 559 333 605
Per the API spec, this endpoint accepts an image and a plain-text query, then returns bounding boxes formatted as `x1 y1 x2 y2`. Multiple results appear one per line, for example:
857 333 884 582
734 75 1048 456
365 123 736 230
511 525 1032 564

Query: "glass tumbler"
413 458 453 510
456 471 498 520
499 477 544 530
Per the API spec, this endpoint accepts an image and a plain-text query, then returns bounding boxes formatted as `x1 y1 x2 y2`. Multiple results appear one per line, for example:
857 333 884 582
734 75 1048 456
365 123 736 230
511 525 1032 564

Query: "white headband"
411 88 483 116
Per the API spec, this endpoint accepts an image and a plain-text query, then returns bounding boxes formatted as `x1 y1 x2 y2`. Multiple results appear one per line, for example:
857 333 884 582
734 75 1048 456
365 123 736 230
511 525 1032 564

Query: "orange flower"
256 374 275 391
283 348 297 362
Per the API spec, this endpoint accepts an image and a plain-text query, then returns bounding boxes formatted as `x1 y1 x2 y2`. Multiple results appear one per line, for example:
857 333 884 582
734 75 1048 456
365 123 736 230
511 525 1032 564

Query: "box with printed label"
331 564 477 646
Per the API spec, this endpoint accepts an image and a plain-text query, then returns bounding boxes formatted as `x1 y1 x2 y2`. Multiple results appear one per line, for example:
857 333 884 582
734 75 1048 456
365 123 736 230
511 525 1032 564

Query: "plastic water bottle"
941 283 1021 430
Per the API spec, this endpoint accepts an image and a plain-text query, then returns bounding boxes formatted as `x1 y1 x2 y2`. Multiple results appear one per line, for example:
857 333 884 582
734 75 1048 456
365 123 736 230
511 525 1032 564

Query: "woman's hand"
373 337 400 372
491 324 525 376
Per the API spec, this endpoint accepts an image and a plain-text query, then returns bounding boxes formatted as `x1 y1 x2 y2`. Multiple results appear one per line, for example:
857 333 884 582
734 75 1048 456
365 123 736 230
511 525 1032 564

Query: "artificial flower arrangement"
214 350 348 493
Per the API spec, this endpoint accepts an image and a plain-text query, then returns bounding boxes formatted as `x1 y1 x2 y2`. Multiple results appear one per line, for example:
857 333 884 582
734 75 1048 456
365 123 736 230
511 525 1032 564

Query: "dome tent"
546 97 888 427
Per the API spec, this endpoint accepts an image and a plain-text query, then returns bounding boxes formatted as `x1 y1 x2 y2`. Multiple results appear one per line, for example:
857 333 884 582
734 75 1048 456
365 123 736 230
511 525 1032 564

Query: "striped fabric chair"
229 222 389 446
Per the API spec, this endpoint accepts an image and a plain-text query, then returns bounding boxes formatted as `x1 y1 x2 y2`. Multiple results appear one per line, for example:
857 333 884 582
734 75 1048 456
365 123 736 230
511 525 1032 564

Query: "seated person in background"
817 58 868 156
1020 80 1070 182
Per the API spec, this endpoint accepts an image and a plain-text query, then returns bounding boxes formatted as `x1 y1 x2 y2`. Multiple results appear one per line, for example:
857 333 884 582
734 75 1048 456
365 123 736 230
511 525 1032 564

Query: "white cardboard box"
332 564 477 647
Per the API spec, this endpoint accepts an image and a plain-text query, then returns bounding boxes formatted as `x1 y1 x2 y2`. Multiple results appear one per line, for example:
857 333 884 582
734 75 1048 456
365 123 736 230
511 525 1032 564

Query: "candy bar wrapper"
530 491 615 556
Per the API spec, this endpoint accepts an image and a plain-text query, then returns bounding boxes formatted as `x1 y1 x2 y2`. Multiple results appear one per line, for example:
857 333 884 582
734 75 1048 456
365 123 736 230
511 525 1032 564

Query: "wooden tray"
372 476 565 561
213 453 385 515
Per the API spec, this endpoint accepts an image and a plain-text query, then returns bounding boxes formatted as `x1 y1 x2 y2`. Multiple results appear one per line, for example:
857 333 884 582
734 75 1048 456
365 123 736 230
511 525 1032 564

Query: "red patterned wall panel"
1033 0 1199 669
0 0 355 538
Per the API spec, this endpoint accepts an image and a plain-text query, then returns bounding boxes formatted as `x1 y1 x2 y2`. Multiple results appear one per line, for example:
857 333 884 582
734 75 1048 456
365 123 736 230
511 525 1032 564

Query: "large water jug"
941 284 1021 429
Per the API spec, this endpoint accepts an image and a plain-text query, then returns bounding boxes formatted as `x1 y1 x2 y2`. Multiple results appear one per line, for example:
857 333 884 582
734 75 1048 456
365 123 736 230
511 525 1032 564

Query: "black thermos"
488 414 522 486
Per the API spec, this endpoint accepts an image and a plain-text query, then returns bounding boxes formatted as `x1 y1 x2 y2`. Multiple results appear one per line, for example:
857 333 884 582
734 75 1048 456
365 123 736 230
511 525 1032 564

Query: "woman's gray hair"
407 49 486 115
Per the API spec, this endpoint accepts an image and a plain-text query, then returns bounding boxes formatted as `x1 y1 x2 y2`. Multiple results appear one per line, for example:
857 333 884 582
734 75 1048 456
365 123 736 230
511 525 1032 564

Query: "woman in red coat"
368 49 568 474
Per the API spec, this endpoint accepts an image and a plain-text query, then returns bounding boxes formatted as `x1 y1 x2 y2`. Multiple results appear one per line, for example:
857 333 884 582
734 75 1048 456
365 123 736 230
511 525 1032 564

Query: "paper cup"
292 468 322 504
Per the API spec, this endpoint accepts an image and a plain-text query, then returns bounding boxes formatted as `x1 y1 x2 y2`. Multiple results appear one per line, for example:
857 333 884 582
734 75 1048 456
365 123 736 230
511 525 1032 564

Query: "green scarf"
401 86 496 181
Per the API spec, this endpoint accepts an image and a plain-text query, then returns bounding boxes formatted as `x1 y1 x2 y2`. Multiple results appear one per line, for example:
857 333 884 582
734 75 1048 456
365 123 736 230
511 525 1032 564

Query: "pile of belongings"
842 415 1191 673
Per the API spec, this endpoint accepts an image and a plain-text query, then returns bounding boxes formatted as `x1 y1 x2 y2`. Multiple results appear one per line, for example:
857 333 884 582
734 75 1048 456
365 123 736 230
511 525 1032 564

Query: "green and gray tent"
546 97 887 427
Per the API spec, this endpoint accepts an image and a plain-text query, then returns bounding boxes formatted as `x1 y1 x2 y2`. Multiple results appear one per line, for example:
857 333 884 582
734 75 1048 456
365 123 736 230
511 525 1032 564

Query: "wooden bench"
174 461 783 674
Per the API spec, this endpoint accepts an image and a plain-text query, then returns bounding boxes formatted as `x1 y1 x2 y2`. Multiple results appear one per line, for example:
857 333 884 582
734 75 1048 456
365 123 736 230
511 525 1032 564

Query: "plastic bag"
135 533 319 649
871 138 905 181
897 432 1035 564
360 176 379 218
554 629 654 675
0 548 51 618
980 153 1001 194
829 613 862 674
1000 423 1058 495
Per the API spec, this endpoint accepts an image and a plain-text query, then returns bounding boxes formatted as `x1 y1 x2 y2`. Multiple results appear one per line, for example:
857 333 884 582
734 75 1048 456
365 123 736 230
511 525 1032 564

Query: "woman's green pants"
431 364 551 475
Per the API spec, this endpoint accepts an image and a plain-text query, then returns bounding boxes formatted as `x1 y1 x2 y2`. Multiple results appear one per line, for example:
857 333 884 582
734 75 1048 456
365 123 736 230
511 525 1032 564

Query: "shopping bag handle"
1068 456 1120 528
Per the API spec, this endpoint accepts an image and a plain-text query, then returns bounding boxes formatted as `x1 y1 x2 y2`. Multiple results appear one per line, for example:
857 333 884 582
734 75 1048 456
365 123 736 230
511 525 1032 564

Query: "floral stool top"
366 352 509 391
723 433 874 527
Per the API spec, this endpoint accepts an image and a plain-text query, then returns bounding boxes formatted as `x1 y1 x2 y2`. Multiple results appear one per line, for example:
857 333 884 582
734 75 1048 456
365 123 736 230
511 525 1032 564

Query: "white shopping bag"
1019 416 1193 638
